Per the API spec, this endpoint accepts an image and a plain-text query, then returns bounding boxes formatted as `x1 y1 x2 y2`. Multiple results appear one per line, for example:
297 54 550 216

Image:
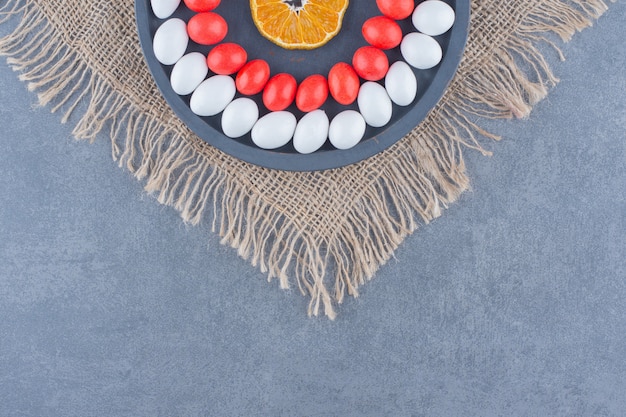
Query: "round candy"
151 0 181 19
251 112 297 150
329 110 366 150
412 0 455 36
352 46 389 81
362 16 402 50
296 74 328 113
293 110 329 154
170 52 208 95
401 32 443 69
221 98 259 138
207 43 247 75
190 75 236 116
328 62 360 105
263 73 297 111
357 81 392 127
376 0 415 20
183 0 220 12
235 59 270 95
152 18 188 65
187 12 227 45
385 61 417 106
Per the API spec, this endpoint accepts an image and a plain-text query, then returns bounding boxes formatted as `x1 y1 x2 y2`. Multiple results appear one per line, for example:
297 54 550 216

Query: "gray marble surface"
1 3 625 416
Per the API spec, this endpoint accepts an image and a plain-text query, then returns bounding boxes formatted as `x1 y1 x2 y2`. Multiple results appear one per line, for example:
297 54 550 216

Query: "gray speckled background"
1 3 625 416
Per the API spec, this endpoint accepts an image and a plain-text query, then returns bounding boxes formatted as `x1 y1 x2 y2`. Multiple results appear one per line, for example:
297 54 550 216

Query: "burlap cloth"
0 0 609 318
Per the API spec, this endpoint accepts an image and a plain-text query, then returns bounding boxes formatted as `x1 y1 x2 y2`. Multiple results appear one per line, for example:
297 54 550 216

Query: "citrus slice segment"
250 0 349 50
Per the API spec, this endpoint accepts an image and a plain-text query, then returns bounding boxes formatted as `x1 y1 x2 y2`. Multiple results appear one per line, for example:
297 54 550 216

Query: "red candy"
296 74 328 112
328 62 360 105
362 16 403 50
187 12 227 45
376 0 415 20
352 46 389 81
183 0 221 12
263 73 297 111
236 59 270 95
207 43 247 75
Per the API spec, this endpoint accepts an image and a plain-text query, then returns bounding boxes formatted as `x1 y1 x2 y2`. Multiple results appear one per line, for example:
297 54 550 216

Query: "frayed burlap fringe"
0 0 609 319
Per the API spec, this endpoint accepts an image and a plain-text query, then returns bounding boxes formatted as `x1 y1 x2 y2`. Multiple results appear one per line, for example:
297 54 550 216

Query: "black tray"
135 0 470 171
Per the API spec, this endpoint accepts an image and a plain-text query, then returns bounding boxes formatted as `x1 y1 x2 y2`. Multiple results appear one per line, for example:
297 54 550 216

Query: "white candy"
401 32 443 70
251 112 297 150
152 18 188 66
385 61 418 106
190 75 236 117
329 110 366 150
170 52 208 95
151 0 181 19
412 0 456 37
293 110 329 154
357 82 393 128
221 98 259 138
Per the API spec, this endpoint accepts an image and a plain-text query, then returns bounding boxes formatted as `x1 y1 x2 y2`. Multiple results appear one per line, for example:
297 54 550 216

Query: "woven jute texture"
0 0 609 318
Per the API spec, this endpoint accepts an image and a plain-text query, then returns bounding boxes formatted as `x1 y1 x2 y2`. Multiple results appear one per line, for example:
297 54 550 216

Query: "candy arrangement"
150 0 456 154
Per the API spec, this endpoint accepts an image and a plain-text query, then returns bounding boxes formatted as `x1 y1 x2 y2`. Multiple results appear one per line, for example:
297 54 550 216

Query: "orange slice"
250 0 349 50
